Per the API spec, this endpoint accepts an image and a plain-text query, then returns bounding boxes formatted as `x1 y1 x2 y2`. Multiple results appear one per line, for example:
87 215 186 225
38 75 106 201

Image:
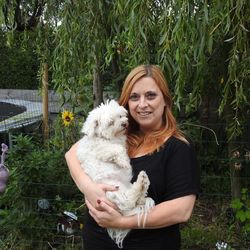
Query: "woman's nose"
138 96 148 108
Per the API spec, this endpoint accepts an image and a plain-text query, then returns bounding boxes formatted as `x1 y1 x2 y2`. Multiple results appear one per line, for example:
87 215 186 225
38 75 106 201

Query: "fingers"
103 199 119 211
98 200 114 214
86 199 113 214
101 184 119 192
87 197 116 212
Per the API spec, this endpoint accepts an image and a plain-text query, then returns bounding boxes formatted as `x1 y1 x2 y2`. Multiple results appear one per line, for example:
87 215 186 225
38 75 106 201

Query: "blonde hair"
119 65 187 157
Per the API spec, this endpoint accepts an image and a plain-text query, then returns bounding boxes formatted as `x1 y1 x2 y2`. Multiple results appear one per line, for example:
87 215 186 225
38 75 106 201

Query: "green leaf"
159 31 168 46
139 22 147 42
244 223 250 232
236 210 246 222
231 198 243 209
208 35 213 54
246 211 250 220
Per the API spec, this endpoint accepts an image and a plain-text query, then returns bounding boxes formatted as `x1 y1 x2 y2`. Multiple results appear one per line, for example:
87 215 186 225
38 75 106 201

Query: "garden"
0 1 249 249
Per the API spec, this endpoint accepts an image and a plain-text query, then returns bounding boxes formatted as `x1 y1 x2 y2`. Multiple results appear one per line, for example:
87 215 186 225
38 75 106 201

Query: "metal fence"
0 89 249 249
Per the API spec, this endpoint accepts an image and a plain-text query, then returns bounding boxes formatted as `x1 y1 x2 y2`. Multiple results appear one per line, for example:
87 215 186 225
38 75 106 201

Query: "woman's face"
128 77 166 134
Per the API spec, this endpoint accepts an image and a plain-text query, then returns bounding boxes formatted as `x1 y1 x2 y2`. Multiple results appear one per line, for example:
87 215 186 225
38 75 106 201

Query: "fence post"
42 62 49 141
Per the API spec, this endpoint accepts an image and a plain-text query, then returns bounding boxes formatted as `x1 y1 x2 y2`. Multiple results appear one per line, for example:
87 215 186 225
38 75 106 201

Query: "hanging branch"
3 0 45 31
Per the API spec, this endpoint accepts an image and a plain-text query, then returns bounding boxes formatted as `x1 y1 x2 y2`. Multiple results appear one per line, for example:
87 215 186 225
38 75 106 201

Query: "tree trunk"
42 62 49 141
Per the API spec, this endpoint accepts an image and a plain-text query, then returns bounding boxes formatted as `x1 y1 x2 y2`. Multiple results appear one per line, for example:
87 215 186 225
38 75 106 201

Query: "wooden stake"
42 62 49 140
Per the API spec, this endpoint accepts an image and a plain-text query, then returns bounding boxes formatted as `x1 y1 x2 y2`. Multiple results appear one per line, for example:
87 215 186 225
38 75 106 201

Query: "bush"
0 131 84 249
0 31 40 89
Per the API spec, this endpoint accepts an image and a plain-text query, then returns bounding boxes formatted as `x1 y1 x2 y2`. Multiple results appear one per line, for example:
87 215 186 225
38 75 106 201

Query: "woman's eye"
129 94 139 101
145 92 157 100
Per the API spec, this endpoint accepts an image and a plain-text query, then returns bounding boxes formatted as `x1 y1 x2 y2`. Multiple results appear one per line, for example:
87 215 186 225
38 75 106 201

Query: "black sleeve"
163 140 200 201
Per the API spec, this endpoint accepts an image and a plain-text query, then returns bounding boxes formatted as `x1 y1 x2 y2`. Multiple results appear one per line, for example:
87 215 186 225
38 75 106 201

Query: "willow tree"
154 0 250 198
108 1 249 200
53 0 152 106
55 0 249 198
51 0 249 198
52 1 103 108
1 0 249 198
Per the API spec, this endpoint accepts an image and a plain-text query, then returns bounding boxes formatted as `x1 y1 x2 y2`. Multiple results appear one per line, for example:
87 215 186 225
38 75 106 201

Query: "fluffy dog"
76 100 155 248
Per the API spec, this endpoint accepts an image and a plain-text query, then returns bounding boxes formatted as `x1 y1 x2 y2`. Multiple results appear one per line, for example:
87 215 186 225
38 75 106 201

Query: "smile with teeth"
137 111 152 117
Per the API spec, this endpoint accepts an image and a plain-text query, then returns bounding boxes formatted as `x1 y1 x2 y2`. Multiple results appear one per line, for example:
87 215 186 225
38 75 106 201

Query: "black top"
83 136 200 250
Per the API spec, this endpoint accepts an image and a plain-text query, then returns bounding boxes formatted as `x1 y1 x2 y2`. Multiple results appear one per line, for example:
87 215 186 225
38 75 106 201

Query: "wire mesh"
0 89 249 249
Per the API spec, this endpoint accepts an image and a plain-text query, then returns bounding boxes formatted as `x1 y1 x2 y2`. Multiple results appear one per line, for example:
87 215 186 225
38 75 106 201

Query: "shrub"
0 132 84 249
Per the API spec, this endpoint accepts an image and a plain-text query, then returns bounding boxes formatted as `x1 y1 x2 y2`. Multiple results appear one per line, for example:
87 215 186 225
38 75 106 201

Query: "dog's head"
82 100 128 139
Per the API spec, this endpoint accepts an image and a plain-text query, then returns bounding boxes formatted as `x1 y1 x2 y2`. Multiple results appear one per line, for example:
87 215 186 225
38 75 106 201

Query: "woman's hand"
84 182 119 211
86 199 123 228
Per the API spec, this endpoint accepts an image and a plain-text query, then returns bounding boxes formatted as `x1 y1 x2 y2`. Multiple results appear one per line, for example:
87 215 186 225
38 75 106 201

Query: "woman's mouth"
137 111 152 117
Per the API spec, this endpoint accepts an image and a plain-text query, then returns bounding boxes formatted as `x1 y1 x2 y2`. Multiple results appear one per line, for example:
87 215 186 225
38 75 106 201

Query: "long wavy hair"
119 65 187 157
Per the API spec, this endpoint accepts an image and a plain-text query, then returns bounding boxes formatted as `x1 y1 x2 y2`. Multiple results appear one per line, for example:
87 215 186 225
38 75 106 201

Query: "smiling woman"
65 65 200 250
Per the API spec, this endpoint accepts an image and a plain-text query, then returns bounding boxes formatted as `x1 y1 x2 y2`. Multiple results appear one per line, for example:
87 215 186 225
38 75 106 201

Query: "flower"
62 110 74 126
216 241 228 249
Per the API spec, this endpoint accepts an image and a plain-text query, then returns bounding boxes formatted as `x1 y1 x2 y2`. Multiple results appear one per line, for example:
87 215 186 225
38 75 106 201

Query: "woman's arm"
86 194 196 229
65 142 118 209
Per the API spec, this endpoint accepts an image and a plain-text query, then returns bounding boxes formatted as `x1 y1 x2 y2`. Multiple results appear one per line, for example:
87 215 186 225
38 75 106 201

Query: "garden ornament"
37 198 50 212
57 211 81 235
0 143 9 193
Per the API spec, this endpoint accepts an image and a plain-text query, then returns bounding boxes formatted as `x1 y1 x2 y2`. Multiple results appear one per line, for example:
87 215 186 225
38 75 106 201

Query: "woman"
65 65 200 250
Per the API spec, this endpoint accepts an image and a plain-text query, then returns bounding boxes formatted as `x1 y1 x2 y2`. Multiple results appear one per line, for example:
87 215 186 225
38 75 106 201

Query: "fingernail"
97 199 101 204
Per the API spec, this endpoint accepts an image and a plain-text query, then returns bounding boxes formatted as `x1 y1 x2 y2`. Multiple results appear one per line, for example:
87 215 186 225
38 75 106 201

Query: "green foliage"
231 188 250 234
0 31 40 89
182 199 249 250
0 133 84 248
52 0 250 141
1 0 249 141
49 111 83 151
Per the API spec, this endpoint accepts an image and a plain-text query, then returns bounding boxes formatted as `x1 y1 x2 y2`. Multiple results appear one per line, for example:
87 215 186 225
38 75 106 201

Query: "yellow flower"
62 110 74 126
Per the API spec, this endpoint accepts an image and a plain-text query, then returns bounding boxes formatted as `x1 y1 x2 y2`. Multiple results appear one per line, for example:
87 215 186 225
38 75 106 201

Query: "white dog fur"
76 100 155 248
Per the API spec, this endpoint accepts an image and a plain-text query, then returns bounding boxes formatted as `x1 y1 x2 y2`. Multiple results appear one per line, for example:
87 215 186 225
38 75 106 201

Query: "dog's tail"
107 198 155 248
107 228 130 249
137 197 155 228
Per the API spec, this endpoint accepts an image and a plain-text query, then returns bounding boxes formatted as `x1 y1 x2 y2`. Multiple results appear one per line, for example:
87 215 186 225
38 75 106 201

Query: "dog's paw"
110 153 131 169
137 171 150 188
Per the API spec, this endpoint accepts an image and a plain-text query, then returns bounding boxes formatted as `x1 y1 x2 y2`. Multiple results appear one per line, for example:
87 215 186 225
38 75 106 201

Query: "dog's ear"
81 116 99 138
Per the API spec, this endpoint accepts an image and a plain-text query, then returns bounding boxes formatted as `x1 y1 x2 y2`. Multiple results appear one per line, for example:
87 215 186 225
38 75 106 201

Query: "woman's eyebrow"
146 90 157 93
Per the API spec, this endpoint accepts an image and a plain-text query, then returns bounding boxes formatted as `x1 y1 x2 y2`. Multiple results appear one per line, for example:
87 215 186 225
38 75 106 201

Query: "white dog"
76 100 155 248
